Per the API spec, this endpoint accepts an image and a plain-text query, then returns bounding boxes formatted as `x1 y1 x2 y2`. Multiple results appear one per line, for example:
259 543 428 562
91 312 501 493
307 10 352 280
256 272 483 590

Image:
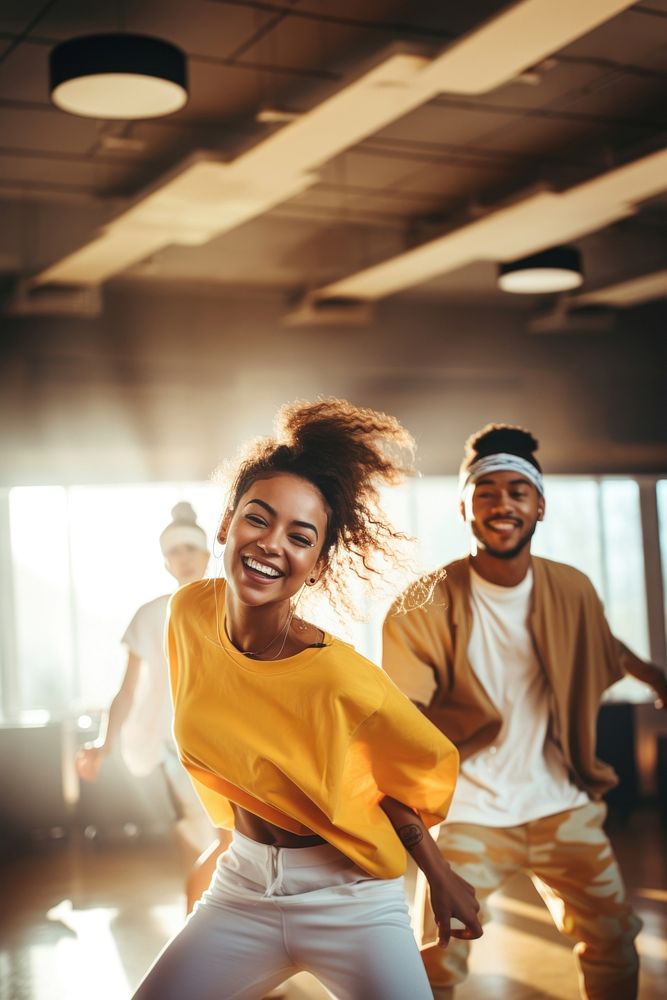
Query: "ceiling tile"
562 3 667 60
0 148 126 191
0 106 101 154
35 0 270 52
0 1 47 34
0 39 51 103
374 98 517 148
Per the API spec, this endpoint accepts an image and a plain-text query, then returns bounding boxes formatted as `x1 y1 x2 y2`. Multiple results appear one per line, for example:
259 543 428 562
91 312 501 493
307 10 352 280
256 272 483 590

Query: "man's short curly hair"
461 423 542 474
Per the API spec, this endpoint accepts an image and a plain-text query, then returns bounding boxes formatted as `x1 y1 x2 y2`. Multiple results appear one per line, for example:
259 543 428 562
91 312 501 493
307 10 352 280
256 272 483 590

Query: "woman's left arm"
380 795 482 946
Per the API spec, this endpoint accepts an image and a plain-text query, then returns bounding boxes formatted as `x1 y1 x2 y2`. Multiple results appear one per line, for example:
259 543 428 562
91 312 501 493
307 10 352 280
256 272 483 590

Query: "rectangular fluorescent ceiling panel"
419 0 637 94
33 0 636 287
314 148 667 301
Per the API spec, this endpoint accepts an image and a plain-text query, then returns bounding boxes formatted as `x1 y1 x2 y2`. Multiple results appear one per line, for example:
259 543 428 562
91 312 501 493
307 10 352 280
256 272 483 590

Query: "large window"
1 475 660 719
658 480 667 641
7 484 223 713
533 478 650 659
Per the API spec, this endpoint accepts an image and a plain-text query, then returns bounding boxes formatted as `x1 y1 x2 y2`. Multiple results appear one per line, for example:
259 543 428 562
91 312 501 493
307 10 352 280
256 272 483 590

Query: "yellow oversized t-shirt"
167 579 459 878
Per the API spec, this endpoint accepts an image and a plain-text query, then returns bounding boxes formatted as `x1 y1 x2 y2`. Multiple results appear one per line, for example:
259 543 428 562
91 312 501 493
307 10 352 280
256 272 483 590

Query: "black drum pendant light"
50 33 188 119
498 245 583 294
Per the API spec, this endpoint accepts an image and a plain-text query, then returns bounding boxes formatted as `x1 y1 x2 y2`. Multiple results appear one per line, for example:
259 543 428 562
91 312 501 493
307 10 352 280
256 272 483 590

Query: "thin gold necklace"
236 606 295 658
213 576 303 660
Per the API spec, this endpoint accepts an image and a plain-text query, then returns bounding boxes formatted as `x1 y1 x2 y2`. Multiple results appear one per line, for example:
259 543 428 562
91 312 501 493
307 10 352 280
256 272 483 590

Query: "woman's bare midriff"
232 804 326 847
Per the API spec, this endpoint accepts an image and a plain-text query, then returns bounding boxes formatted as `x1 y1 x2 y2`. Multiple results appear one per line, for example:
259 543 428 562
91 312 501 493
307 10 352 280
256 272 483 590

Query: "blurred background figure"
75 502 229 910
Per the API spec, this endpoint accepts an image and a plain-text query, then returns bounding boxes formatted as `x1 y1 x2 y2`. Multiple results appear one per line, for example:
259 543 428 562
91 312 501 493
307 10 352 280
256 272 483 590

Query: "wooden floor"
1 805 665 1000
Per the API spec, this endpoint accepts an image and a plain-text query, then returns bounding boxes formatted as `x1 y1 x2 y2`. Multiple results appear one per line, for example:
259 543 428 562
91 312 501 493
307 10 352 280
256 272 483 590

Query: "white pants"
132 830 433 1000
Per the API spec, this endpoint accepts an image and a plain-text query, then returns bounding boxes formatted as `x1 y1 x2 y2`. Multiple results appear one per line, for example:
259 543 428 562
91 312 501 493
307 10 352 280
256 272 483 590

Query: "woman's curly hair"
220 398 421 617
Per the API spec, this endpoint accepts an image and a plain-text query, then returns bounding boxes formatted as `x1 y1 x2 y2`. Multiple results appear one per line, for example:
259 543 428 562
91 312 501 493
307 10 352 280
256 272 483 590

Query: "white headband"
459 452 544 497
160 523 208 555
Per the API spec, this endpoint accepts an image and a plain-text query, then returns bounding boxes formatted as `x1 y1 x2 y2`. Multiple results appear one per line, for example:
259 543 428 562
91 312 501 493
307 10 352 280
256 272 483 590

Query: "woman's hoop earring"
307 577 317 586
212 533 225 559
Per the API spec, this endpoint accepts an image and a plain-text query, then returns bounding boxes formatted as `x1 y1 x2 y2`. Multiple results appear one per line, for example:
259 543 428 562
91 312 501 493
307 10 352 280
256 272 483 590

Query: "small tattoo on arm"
398 823 423 849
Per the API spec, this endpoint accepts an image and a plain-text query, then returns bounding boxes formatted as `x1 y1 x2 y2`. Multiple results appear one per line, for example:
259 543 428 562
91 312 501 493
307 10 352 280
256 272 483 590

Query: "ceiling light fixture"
498 246 583 294
49 33 188 120
311 147 667 302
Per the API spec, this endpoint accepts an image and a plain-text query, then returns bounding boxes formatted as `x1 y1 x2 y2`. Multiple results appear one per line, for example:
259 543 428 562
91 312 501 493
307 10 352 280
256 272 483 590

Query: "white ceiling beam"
313 148 667 301
418 0 637 95
33 54 432 286
574 270 667 307
35 157 315 285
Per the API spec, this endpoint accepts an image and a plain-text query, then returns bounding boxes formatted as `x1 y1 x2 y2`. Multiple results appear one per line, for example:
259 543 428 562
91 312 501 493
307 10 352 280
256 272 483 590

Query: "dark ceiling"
1 0 667 314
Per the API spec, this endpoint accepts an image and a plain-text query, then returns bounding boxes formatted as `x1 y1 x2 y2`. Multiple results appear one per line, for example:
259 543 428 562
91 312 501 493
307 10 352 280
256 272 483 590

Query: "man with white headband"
76 502 226 910
383 424 667 1000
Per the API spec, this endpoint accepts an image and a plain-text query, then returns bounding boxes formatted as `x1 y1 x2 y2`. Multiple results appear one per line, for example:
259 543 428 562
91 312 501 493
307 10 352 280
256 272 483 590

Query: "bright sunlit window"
658 480 667 638
8 484 223 712
1 475 659 716
534 478 650 703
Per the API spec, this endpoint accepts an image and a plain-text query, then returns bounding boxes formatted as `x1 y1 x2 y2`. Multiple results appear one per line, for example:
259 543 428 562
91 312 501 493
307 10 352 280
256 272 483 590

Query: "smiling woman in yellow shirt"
133 398 481 1000
169 577 455 880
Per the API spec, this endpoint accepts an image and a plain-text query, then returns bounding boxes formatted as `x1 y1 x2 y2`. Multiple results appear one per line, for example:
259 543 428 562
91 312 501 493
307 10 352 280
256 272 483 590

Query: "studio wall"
1 283 666 485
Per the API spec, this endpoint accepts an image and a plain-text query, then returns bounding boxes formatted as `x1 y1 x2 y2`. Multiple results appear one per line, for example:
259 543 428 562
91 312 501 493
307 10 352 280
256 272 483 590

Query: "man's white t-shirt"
119 594 172 777
445 566 588 826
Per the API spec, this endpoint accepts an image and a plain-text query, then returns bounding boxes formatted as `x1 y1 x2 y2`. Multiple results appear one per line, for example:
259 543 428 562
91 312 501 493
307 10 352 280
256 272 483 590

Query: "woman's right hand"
75 743 107 782
428 862 483 946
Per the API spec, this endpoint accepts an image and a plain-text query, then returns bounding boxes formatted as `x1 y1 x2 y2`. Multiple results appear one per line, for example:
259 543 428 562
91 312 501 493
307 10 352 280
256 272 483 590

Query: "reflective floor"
1 805 665 1000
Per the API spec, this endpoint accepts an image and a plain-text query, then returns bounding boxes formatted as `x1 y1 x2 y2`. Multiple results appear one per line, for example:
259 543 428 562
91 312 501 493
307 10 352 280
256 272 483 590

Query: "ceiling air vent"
282 293 373 327
527 301 616 335
4 279 102 317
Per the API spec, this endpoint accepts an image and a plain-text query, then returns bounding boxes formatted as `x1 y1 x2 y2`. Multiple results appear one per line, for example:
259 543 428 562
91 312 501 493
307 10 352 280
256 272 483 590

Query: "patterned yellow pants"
420 800 641 1000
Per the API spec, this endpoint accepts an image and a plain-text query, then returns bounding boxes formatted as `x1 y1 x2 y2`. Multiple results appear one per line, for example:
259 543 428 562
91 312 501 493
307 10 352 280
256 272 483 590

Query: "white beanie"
159 502 208 555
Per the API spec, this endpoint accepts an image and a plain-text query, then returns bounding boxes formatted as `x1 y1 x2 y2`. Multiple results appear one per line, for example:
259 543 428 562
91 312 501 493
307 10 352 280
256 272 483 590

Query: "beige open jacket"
382 556 624 798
